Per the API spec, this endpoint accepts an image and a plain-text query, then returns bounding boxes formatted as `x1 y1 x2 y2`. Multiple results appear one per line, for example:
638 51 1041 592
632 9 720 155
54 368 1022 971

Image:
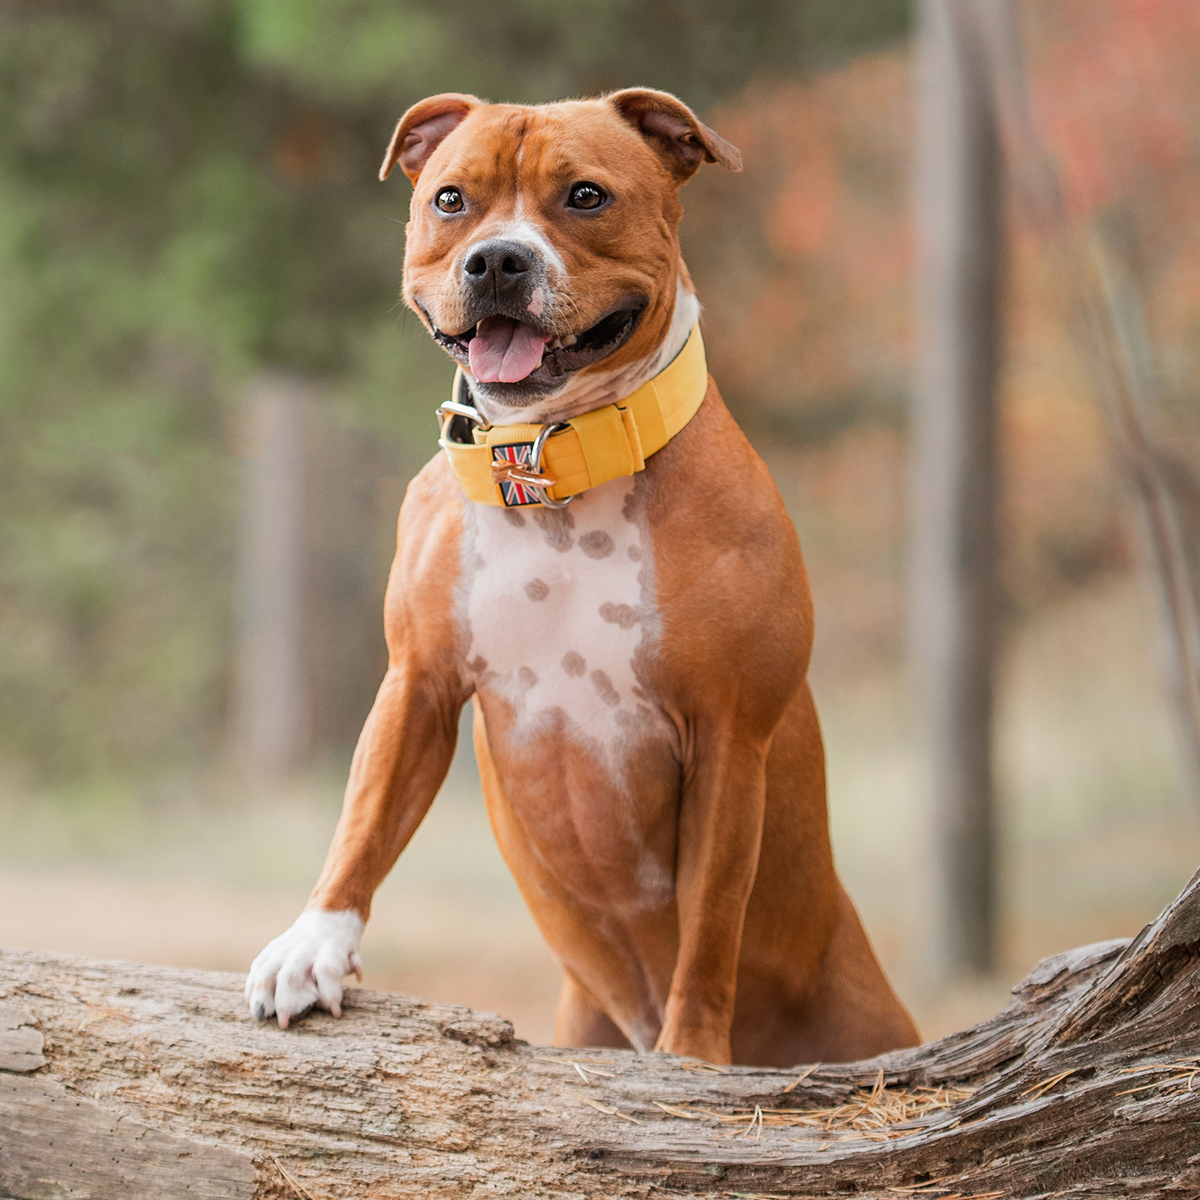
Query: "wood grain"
2 870 1199 1197
0 1005 44 1074
0 1074 256 1200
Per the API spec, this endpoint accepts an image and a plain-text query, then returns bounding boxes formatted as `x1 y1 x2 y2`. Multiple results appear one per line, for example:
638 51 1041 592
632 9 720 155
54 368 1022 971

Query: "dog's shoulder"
382 451 470 665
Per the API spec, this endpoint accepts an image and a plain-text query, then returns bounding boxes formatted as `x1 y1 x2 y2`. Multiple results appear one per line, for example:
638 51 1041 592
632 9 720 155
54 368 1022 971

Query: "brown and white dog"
245 89 918 1067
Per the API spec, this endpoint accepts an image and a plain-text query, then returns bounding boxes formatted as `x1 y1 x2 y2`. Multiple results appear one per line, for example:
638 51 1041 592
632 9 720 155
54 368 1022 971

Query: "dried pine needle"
270 1156 317 1200
652 1081 975 1140
654 1100 704 1120
571 1089 642 1123
1115 1058 1200 1097
1020 1069 1076 1100
888 1179 1006 1198
78 1005 134 1033
738 1103 764 1139
573 1061 616 1078
532 1053 617 1066
780 1062 819 1093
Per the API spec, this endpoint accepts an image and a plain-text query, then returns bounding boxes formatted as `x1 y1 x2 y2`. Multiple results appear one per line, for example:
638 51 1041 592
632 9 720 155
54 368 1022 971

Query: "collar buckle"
436 399 484 444
437 373 488 444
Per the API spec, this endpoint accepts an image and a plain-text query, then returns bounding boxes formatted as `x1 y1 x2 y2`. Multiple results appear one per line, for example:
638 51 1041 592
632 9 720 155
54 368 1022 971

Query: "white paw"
245 909 364 1029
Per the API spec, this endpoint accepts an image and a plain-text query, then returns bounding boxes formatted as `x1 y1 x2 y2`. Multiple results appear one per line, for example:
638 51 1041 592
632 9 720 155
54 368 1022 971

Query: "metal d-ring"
436 400 486 443
530 422 573 509
436 372 490 444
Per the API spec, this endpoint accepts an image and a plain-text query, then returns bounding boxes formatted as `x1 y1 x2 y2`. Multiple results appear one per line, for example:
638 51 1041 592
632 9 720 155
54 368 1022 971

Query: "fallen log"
3 870 1200 1199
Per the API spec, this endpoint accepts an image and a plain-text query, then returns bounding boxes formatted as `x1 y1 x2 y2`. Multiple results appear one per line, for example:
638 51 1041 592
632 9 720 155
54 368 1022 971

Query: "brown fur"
307 92 918 1066
399 96 697 386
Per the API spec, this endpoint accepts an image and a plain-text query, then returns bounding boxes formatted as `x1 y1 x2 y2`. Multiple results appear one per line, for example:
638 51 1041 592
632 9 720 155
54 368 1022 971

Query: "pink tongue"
469 316 550 383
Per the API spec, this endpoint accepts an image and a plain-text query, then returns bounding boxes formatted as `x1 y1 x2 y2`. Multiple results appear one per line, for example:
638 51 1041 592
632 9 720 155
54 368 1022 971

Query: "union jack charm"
492 442 543 507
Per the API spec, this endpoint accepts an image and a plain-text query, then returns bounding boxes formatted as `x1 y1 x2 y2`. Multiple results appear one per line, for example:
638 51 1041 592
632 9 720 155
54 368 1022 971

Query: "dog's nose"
462 239 537 301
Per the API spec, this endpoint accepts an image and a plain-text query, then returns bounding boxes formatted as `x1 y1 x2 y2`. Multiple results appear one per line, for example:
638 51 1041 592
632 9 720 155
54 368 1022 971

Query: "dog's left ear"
609 88 742 182
379 93 482 183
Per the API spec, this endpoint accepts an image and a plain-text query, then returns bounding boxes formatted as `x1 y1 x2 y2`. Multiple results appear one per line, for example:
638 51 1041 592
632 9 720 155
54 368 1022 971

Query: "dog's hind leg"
554 974 632 1051
773 886 920 1065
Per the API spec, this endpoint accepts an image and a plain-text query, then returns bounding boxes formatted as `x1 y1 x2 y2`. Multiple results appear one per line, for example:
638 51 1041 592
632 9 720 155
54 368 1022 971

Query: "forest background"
3 0 1200 1040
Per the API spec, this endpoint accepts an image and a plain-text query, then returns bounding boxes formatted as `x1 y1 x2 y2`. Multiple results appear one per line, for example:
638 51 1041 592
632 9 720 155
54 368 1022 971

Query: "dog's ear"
379 93 482 184
608 88 742 182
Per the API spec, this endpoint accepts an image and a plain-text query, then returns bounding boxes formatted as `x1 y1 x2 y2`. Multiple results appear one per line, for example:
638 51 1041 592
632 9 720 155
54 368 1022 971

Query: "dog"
245 88 919 1067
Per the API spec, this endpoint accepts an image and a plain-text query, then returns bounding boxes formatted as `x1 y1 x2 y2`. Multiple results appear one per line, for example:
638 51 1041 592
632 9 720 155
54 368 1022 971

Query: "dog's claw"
245 910 364 1030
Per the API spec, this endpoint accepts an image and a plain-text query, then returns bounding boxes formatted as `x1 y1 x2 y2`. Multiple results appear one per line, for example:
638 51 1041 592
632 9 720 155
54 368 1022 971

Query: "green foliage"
237 0 910 109
0 0 910 786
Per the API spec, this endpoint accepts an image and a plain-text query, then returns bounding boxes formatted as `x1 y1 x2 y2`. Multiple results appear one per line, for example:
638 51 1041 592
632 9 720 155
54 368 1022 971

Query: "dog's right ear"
609 88 742 183
379 94 482 184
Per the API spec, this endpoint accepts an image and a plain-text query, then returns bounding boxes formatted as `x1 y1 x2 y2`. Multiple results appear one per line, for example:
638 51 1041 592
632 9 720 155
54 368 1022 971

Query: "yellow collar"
438 324 709 509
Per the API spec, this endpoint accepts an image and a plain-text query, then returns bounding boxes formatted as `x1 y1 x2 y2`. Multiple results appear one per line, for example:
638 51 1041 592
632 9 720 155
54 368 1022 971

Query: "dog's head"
382 90 741 418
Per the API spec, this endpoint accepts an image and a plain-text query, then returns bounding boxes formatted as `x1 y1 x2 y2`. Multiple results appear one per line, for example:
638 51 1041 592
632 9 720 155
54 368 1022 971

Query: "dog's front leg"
246 471 470 1028
656 731 769 1064
245 663 465 1027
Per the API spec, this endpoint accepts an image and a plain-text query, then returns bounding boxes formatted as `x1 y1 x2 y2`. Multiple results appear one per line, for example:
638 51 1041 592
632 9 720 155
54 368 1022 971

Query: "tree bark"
233 374 310 781
4 870 1200 1198
913 0 1005 976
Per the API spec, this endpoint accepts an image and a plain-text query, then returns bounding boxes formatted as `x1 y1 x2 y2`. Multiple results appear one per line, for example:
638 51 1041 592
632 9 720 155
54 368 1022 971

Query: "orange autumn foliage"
683 3 1200 673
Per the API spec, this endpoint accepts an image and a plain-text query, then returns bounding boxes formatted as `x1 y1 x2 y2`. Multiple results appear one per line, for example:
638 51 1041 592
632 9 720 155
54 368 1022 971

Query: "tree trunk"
4 871 1200 1198
233 374 309 781
913 0 1005 976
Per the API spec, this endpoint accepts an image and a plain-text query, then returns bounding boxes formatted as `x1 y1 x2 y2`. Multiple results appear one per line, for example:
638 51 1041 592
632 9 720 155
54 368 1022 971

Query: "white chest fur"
461 478 667 767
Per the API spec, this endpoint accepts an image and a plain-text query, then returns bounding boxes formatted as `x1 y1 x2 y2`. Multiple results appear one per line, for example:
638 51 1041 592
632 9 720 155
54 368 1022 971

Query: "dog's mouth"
429 302 646 387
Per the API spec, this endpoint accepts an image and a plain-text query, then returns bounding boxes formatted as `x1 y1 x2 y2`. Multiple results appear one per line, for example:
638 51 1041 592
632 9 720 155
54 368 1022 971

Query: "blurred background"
3 0 1200 1044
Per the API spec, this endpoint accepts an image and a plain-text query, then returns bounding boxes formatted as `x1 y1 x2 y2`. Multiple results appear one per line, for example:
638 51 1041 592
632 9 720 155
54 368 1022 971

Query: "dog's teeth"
563 334 578 347
547 338 561 351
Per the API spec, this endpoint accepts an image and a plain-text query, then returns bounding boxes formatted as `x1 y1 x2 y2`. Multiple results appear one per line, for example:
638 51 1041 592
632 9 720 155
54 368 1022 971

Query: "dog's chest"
461 479 666 756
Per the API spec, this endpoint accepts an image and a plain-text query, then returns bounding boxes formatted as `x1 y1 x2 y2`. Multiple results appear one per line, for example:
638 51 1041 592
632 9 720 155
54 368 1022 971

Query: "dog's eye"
435 188 464 214
567 182 607 211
